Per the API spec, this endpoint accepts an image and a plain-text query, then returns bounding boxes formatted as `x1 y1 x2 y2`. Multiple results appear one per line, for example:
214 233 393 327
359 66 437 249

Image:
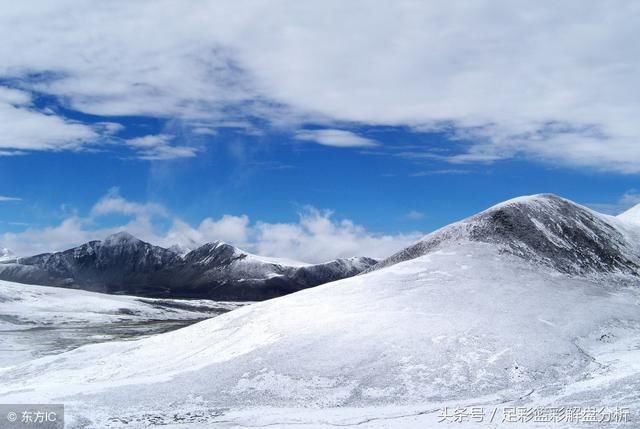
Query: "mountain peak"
102 231 142 246
0 234 375 300
193 241 235 254
484 193 565 212
371 193 640 277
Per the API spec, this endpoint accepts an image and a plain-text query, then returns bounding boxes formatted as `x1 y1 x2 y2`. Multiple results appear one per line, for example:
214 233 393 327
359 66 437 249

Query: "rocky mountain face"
368 194 640 278
0 232 377 300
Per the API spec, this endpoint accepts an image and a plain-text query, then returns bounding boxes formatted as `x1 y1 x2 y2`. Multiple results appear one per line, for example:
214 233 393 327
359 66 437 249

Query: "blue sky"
0 1 639 260
2 121 639 233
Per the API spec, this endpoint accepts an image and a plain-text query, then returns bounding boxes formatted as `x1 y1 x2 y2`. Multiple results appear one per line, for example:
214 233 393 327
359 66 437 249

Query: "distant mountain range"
0 232 376 300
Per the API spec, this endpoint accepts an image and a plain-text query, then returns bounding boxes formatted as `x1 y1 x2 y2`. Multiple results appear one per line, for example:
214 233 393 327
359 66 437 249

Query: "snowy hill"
1 194 639 427
368 194 640 277
619 202 640 226
0 232 377 300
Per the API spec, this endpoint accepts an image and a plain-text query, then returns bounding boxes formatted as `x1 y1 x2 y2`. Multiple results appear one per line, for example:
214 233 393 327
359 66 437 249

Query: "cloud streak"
295 129 378 148
124 135 198 160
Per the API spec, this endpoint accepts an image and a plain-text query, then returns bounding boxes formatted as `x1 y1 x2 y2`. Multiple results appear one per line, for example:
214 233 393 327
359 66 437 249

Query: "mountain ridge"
0 233 376 300
366 193 640 278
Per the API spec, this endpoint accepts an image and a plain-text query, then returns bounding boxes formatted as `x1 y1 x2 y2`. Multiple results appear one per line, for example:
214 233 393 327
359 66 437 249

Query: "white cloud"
410 169 470 177
191 127 217 136
0 192 420 262
253 207 419 262
295 129 378 148
0 86 98 155
405 210 425 220
125 134 198 160
0 196 22 202
161 215 251 250
0 2 638 171
1 217 93 256
91 188 167 218
94 122 124 135
0 86 31 105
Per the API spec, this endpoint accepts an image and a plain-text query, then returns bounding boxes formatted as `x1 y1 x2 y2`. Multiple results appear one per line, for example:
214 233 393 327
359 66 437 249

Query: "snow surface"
1 195 639 427
0 279 244 326
0 280 247 367
216 240 311 268
619 203 640 226
1 250 639 426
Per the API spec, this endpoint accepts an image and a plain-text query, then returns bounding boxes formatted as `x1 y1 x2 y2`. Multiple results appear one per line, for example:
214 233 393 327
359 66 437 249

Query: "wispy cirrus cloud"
410 169 471 177
0 196 22 202
405 210 425 221
124 135 198 160
295 129 378 148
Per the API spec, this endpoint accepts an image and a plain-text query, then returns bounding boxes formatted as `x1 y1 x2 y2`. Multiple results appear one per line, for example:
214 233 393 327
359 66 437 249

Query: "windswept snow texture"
1 194 640 428
0 232 377 300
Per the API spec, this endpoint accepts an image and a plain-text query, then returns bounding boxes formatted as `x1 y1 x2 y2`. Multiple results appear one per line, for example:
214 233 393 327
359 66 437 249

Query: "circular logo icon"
7 411 17 422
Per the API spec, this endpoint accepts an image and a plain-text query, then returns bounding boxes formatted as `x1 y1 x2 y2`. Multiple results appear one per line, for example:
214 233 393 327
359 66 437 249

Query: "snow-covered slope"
0 232 377 300
0 279 242 327
1 194 639 427
0 279 246 368
619 203 640 226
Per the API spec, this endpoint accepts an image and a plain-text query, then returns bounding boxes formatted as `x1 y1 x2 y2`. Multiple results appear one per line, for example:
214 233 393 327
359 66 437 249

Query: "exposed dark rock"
367 194 640 277
0 232 377 301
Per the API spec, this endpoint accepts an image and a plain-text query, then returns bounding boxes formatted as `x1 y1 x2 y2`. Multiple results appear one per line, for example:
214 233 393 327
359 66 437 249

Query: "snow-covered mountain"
368 193 640 277
1 194 639 427
619 202 640 226
0 232 377 300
